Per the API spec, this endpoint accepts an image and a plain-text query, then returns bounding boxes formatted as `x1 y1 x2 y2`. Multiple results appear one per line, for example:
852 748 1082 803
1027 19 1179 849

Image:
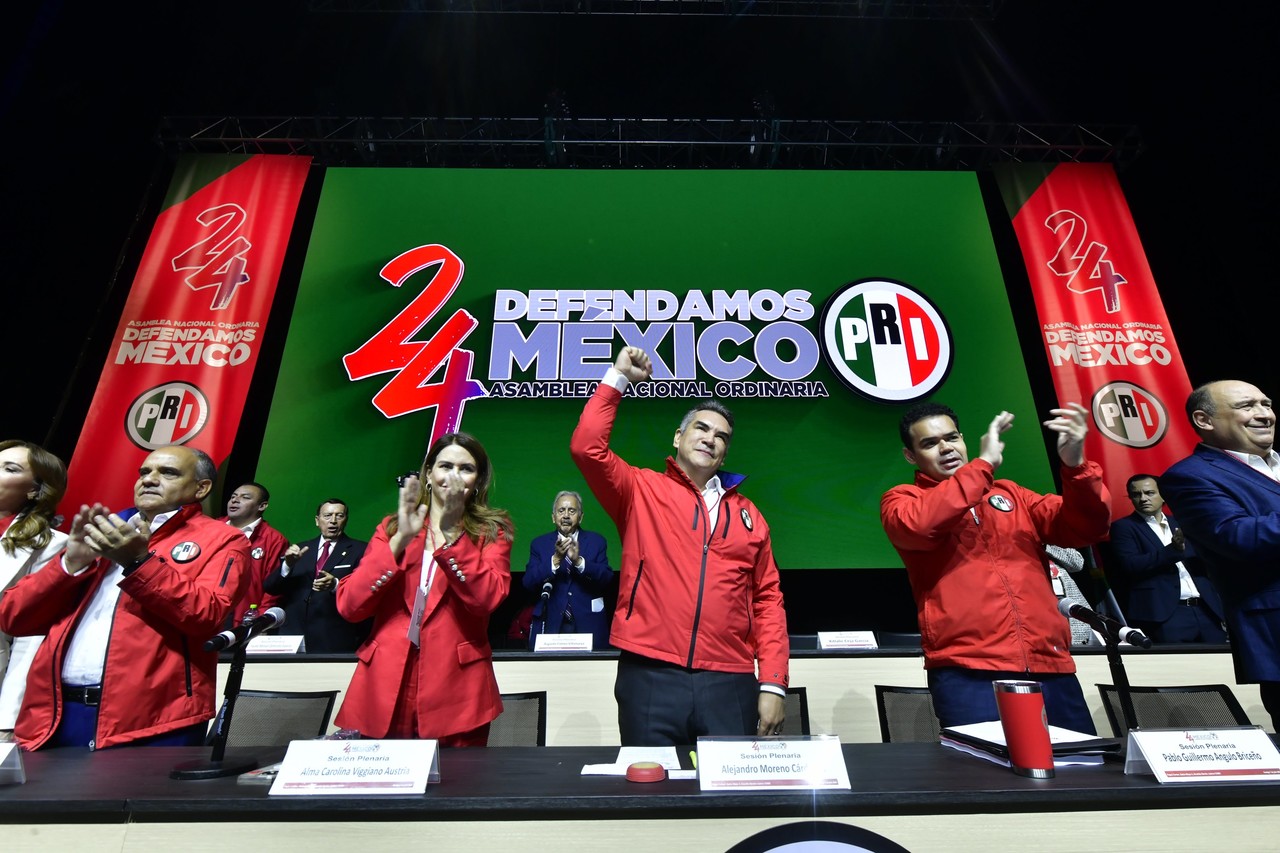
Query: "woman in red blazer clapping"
335 433 513 746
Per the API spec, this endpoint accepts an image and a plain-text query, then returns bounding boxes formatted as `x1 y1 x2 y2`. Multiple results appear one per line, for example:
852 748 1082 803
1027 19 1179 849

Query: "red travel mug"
992 680 1054 779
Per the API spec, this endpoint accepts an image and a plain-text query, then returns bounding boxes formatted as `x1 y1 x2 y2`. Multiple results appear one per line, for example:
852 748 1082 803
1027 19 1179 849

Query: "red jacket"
334 520 510 739
0 505 249 749
880 459 1110 674
218 517 289 619
571 383 789 687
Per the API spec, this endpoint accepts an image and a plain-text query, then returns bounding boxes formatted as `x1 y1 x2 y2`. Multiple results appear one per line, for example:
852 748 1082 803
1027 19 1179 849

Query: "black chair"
782 686 811 736
215 689 339 749
874 685 941 743
875 631 923 649
489 691 548 746
1096 683 1254 736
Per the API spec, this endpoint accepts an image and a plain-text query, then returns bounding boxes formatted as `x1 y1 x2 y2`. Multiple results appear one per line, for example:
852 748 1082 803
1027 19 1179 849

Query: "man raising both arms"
881 402 1110 733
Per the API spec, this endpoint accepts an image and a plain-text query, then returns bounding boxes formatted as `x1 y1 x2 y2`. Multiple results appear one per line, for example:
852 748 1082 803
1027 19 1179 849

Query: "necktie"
315 541 332 576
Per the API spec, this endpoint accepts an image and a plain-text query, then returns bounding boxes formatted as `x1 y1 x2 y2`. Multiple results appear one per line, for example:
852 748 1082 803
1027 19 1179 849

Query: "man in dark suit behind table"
263 498 369 653
522 490 615 650
1108 473 1226 644
1162 380 1280 728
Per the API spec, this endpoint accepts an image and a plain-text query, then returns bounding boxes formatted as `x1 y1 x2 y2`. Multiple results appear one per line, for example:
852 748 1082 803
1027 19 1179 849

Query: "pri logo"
819 279 953 403
1091 382 1169 448
125 382 210 449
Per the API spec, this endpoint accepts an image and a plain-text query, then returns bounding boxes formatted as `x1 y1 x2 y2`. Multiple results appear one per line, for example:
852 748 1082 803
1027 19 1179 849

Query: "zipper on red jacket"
624 560 644 619
182 637 193 697
219 555 234 588
972 501 1033 673
685 497 718 668
90 590 124 751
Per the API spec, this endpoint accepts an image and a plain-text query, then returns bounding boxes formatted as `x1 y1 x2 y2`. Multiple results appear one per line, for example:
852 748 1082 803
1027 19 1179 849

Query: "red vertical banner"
63 154 311 515
995 163 1198 520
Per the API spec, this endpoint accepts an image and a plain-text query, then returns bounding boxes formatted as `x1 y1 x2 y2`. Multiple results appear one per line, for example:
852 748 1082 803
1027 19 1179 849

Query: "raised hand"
614 346 653 384
283 543 310 567
1043 403 1090 467
435 467 469 543
389 472 428 558
978 411 1015 471
66 503 151 573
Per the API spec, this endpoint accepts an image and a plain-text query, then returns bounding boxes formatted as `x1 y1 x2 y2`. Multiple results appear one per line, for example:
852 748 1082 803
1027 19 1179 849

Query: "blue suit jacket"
1162 444 1280 682
1107 511 1223 623
263 534 370 653
521 528 614 649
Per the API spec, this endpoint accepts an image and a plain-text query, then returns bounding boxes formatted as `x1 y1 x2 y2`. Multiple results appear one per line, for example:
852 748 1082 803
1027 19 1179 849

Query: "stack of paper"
940 721 1121 768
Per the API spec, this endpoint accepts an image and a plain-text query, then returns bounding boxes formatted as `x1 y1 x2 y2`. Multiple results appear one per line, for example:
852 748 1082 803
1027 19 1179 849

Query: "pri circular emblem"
1090 382 1169 448
819 279 953 403
987 495 1013 512
124 382 210 450
170 541 202 562
251 546 265 560
740 508 753 531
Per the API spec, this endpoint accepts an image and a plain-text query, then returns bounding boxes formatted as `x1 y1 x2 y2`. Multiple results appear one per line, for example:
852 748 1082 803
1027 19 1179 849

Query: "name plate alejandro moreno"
696 735 851 791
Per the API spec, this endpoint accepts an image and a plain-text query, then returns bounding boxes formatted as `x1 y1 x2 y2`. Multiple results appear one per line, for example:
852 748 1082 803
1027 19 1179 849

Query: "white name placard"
816 631 878 650
246 634 305 654
0 743 25 785
696 735 850 791
1126 727 1280 783
533 633 594 652
268 739 439 795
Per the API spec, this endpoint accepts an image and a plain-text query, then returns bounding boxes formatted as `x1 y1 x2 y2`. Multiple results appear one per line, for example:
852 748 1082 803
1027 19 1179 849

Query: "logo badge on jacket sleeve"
740 508 753 531
171 541 202 562
987 495 1013 512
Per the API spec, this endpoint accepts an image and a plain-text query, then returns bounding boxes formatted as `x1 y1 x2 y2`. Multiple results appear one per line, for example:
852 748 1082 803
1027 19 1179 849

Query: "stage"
3 742 1278 852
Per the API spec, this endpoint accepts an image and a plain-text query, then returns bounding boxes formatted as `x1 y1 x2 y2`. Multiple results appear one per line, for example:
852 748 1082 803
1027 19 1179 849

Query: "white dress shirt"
62 510 175 686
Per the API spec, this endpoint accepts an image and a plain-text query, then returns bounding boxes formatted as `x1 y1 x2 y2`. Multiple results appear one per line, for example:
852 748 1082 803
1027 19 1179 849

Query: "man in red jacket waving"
571 346 790 746
880 402 1109 734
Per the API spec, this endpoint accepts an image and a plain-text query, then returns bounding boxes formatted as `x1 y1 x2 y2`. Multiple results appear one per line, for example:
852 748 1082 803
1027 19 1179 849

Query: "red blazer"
334 519 510 739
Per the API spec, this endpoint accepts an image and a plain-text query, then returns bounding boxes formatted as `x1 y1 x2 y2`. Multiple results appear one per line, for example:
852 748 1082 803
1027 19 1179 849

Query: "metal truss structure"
158 116 1142 171
306 0 1004 20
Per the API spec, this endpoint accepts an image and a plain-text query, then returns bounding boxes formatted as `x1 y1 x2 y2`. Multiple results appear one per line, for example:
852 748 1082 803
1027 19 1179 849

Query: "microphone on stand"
537 580 553 637
204 607 286 652
1058 599 1152 648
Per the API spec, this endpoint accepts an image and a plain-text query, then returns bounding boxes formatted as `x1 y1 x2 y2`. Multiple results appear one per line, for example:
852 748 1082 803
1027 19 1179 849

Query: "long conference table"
3 646 1279 852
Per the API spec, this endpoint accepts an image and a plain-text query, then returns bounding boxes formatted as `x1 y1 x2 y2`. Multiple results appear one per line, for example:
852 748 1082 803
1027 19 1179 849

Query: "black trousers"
614 651 758 747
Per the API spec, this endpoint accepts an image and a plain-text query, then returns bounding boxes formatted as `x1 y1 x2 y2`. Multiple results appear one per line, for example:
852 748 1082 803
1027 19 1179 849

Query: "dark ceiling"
3 1 1276 448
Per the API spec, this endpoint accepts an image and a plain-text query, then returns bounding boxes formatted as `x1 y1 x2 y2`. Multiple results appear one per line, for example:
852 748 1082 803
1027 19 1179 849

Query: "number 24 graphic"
343 245 486 443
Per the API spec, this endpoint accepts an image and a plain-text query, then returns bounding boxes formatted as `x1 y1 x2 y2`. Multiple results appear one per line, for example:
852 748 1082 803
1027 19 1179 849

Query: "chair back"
1096 683 1253 736
875 632 923 649
218 689 339 749
874 684 941 743
782 686 811 736
489 691 548 746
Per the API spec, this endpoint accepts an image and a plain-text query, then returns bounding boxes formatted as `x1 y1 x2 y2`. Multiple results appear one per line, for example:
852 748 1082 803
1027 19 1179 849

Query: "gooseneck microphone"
540 581 553 601
204 607 287 652
1058 599 1152 649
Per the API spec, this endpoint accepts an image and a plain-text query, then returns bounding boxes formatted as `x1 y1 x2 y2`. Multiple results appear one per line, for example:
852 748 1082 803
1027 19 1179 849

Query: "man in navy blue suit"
522 491 615 650
1108 473 1226 643
1162 380 1280 727
263 498 369 654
